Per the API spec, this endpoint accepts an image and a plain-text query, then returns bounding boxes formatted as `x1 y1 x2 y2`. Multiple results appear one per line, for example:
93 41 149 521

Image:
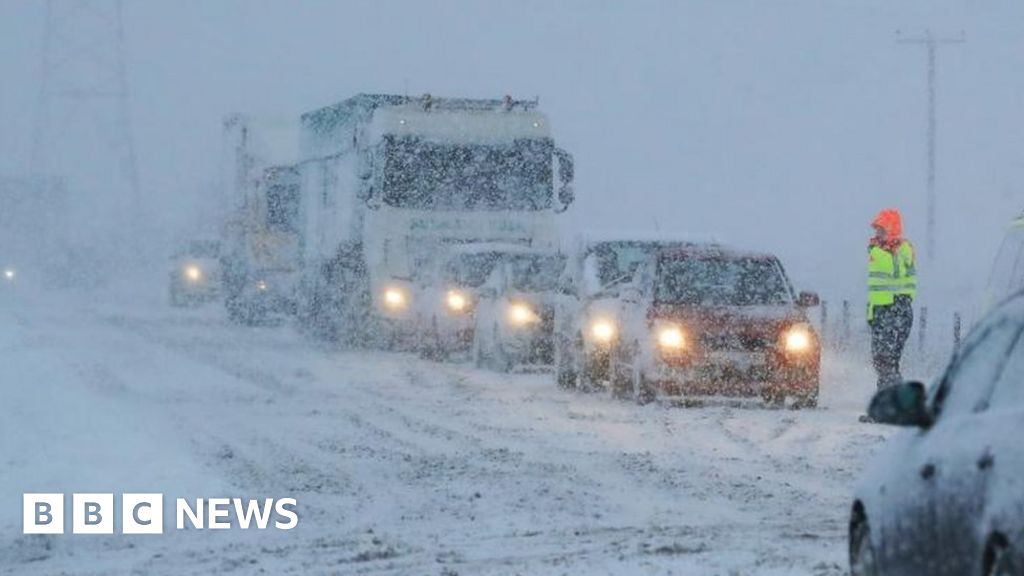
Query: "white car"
169 238 222 307
472 252 567 371
851 290 1024 576
985 212 1024 313
554 238 692 391
414 244 531 361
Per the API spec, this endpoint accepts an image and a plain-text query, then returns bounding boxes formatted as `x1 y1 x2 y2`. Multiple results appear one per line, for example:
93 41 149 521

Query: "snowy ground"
0 284 910 575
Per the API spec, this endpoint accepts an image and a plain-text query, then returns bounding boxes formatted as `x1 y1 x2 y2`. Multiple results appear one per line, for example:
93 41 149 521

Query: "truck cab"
296 94 575 346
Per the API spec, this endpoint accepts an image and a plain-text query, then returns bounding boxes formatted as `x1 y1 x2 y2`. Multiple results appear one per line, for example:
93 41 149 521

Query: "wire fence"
813 299 962 379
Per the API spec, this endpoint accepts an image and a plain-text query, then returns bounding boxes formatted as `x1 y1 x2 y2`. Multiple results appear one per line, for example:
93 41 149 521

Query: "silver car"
851 291 1024 576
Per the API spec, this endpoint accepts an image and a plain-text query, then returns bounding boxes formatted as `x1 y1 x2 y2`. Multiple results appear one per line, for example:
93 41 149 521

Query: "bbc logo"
24 493 163 535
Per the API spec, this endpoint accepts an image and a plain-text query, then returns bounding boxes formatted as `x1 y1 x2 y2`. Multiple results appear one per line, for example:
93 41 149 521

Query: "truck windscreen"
655 256 792 306
381 136 553 210
509 254 566 292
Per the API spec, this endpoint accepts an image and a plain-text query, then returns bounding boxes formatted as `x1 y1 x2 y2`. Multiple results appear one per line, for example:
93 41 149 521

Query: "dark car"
608 244 821 406
850 292 1024 576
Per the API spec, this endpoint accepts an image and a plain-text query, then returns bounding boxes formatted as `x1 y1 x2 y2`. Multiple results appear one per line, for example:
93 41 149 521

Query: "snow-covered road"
0 288 897 575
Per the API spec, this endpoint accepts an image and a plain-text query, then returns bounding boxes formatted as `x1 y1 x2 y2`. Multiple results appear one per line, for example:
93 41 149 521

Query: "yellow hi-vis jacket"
868 240 917 321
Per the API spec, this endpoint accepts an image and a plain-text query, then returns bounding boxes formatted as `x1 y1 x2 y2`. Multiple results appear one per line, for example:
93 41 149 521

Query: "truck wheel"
556 364 577 390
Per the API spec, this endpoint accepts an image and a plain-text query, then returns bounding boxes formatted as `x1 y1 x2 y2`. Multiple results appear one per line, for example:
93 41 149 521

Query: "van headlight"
382 286 409 310
507 302 539 326
184 265 203 283
446 290 468 313
589 318 617 343
782 324 814 353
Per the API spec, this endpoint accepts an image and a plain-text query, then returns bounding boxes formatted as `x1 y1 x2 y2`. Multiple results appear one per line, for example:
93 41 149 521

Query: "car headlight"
589 318 617 343
382 286 408 310
446 290 468 313
782 324 814 353
256 279 268 292
657 324 687 350
507 302 539 326
184 265 202 283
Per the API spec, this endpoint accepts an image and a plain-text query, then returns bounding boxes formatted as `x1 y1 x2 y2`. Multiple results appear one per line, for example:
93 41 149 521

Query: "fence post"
841 300 850 346
918 306 928 354
953 312 962 354
819 300 828 347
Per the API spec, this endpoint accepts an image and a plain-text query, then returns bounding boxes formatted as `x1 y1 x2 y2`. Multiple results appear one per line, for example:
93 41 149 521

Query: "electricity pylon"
31 0 142 238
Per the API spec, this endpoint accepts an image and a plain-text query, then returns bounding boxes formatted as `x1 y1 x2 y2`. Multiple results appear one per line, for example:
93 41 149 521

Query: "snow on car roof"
445 242 554 256
656 243 778 261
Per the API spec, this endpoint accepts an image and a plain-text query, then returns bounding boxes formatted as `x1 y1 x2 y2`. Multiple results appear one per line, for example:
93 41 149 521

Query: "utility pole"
897 29 965 264
31 0 142 247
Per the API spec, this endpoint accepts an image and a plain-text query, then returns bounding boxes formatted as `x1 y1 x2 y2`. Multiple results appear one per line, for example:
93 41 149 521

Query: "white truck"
294 93 575 344
220 115 303 324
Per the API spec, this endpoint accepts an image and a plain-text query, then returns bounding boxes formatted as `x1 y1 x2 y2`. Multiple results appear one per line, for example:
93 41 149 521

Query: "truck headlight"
184 265 202 283
383 286 408 310
782 324 814 353
507 302 539 326
446 290 468 313
657 325 687 350
589 318 616 343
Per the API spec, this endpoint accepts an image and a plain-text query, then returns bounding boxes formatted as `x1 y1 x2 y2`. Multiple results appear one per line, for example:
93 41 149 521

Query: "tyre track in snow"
68 304 879 574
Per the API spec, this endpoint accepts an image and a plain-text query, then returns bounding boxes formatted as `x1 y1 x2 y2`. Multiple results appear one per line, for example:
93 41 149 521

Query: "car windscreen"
508 254 566 292
590 242 661 287
444 252 504 288
654 255 792 306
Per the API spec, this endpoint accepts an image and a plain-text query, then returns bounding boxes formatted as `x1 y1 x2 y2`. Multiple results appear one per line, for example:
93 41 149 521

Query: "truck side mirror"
621 286 642 304
555 148 574 184
554 148 575 213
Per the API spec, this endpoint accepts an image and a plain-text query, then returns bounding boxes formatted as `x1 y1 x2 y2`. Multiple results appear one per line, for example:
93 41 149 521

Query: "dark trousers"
870 295 914 389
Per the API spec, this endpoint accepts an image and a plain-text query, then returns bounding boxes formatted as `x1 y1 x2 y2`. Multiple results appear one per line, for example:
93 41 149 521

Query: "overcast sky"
1 0 1023 313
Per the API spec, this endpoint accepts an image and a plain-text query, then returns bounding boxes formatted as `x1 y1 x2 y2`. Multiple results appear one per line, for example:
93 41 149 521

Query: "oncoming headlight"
446 290 468 313
657 325 687 350
507 302 539 326
382 286 409 310
184 265 202 283
3 268 14 281
782 324 814 353
589 318 616 343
